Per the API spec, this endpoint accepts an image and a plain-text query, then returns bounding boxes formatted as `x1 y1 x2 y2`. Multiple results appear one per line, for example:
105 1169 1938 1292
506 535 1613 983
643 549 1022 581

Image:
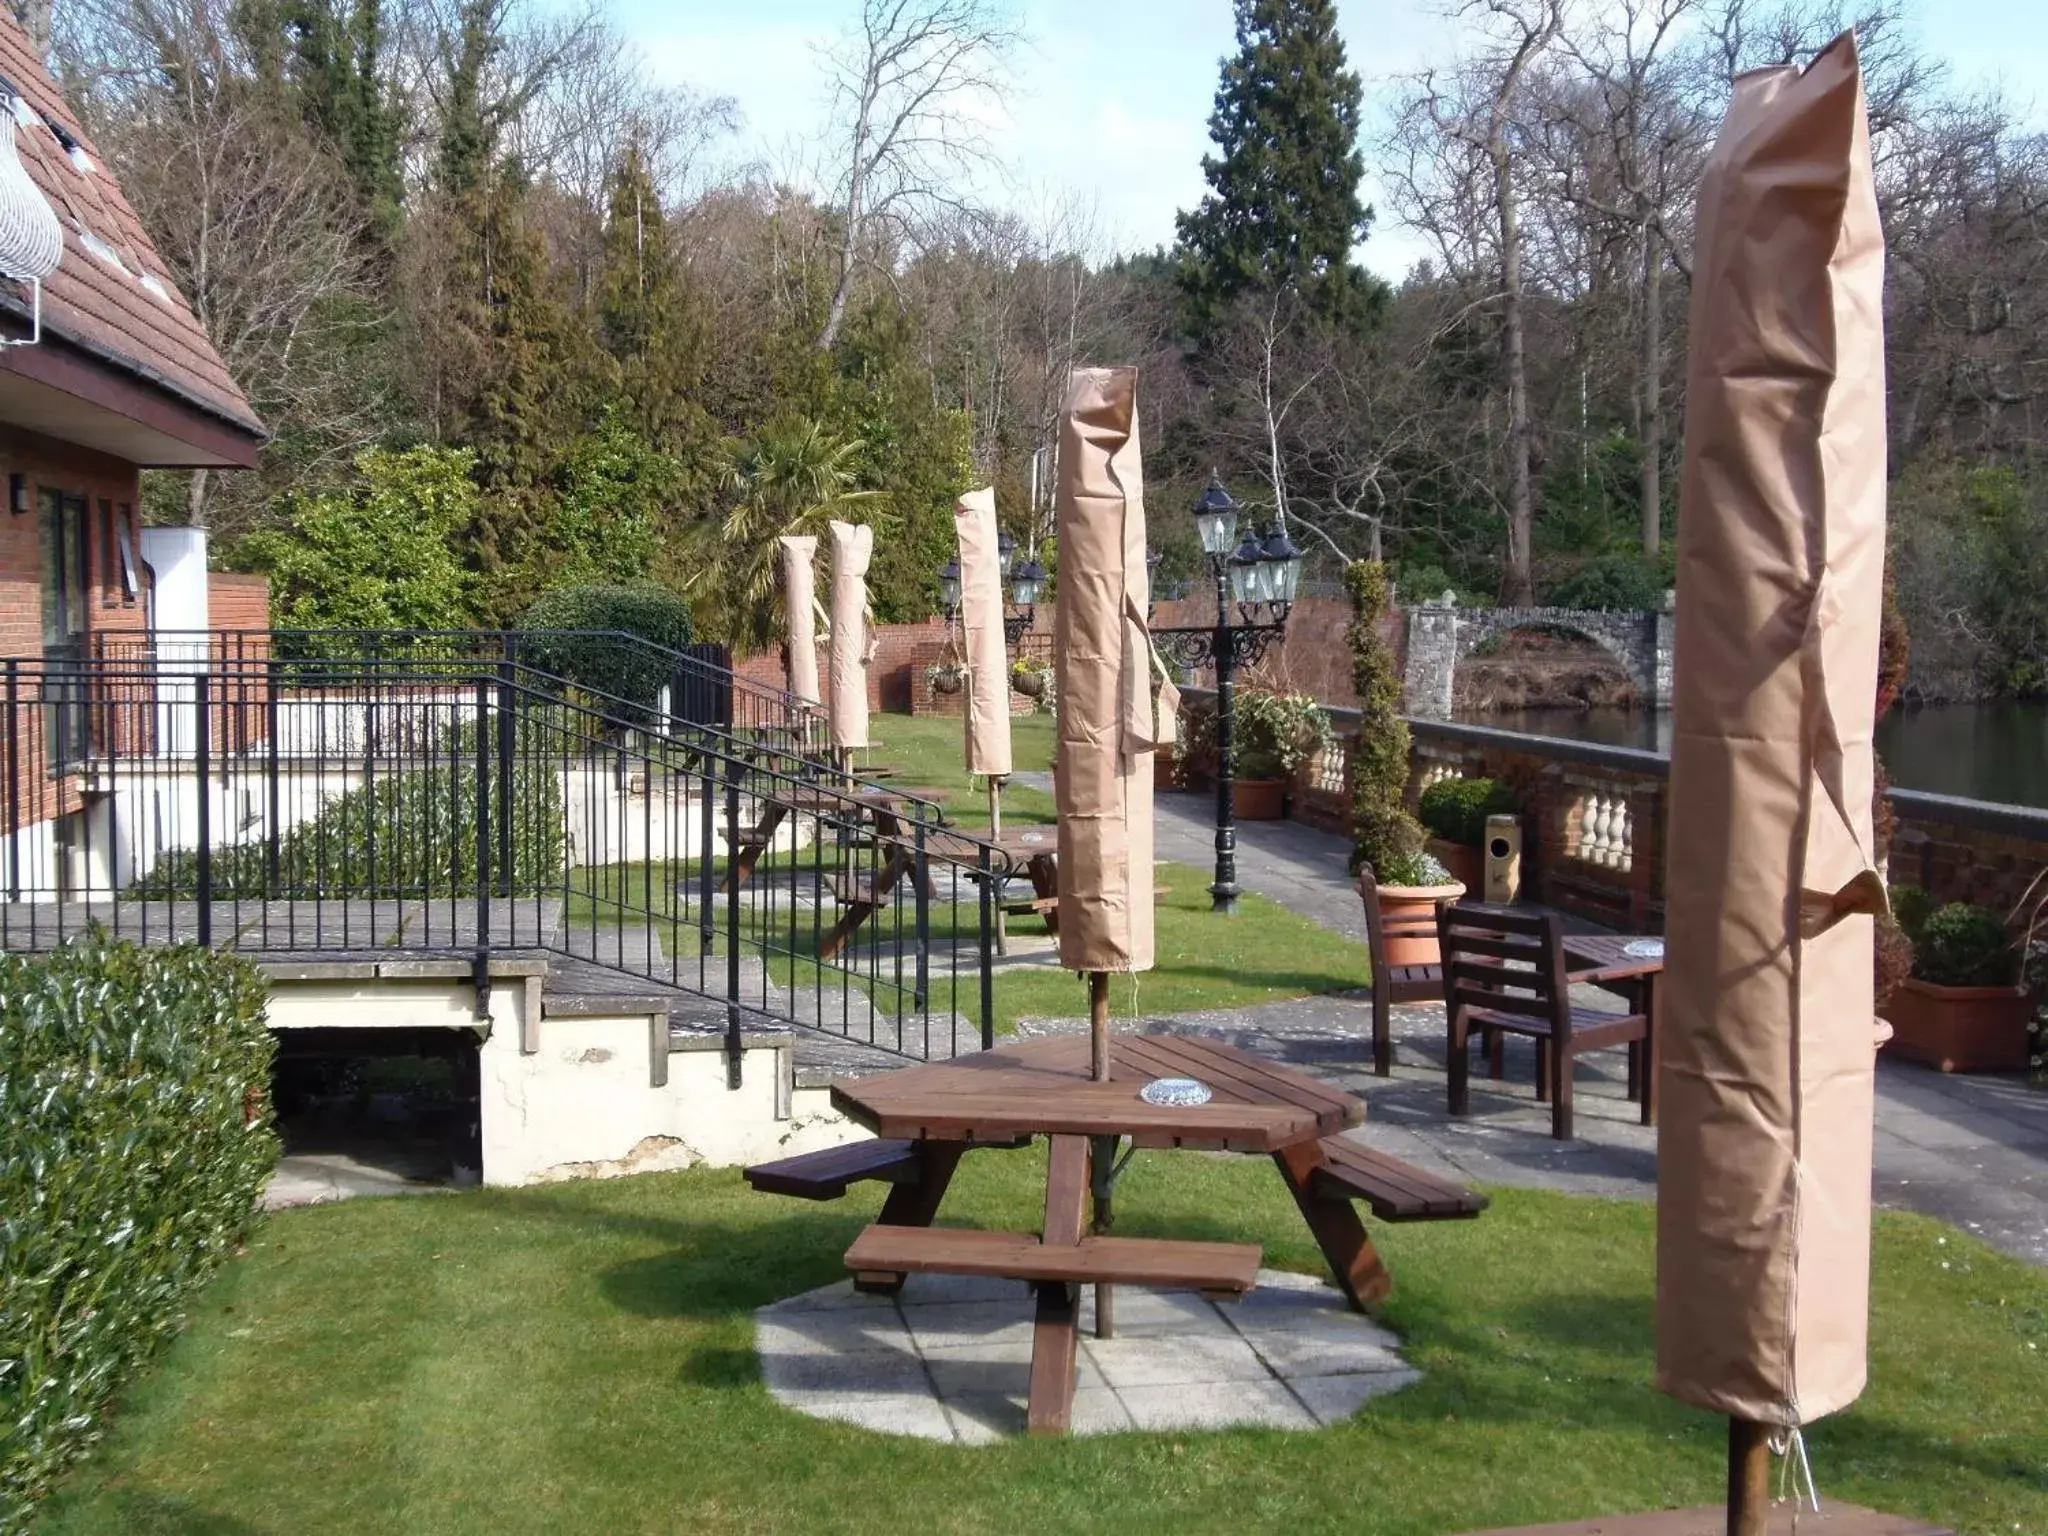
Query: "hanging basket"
1011 667 1047 699
928 664 965 696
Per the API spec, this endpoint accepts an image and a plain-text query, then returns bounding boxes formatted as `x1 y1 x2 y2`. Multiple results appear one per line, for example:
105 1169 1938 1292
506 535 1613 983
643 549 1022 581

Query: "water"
1453 702 2048 810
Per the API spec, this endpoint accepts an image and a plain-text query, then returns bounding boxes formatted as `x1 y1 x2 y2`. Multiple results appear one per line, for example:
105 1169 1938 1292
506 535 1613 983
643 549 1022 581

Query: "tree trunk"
1639 229 1664 557
186 468 211 530
1498 145 1536 607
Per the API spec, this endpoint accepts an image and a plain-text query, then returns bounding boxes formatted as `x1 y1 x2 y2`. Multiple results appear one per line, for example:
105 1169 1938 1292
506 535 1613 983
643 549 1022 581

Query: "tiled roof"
0 14 264 440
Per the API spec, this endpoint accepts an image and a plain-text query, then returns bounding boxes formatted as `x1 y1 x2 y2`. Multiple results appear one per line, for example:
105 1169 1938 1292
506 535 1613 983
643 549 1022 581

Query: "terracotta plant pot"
1426 837 1484 893
1369 880 1468 968
1880 978 2032 1073
1232 777 1287 821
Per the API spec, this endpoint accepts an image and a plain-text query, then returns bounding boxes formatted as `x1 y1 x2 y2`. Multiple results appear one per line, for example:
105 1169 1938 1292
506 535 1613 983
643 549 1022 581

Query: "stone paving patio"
755 1269 1419 1442
996 775 2048 1270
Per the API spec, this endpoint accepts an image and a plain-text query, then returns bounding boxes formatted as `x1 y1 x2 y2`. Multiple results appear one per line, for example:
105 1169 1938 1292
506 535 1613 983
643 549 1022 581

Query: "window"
115 506 138 602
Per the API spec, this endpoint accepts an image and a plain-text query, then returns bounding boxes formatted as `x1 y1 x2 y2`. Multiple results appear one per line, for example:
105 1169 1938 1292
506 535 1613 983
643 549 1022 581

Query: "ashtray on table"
1139 1077 1211 1107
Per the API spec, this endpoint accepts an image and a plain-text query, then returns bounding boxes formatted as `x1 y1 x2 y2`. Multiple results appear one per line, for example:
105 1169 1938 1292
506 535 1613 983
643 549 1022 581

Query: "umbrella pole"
1727 1417 1771 1536
1088 969 1114 1339
989 778 1006 954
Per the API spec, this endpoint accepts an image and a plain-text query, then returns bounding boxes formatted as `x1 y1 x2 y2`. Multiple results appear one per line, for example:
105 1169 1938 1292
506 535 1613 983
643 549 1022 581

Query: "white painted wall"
140 526 209 635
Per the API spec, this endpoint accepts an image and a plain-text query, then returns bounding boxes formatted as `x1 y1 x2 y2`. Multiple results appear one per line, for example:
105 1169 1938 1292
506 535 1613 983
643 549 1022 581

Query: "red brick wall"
738 614 1056 716
208 571 269 634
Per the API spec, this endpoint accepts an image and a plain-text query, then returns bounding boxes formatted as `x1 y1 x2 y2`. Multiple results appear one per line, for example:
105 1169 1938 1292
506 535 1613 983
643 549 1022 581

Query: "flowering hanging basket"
1011 666 1047 699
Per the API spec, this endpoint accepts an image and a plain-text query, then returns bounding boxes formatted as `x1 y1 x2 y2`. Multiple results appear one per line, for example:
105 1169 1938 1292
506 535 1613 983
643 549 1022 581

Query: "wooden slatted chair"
1437 902 1651 1141
1355 868 1449 1077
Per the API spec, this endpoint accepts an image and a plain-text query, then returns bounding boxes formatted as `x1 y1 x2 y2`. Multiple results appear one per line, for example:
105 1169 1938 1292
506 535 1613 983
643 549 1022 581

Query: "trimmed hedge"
1419 776 1518 847
1 934 277 1520
520 584 696 719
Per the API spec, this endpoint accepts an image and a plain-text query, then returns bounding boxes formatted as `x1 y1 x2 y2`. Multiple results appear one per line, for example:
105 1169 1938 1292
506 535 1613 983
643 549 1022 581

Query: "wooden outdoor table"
721 788 935 960
828 1035 1425 1434
1563 933 1665 1120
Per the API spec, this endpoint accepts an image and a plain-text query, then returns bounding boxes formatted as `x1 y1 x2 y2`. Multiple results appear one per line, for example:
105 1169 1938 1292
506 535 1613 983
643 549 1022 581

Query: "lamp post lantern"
937 537 1041 645
1151 473 1298 914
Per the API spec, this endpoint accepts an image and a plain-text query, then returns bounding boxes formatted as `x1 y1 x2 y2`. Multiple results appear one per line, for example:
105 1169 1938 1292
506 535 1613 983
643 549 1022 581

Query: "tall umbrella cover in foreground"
826 520 874 758
955 486 1014 784
1658 34 1888 1526
1052 367 1176 1079
778 534 823 708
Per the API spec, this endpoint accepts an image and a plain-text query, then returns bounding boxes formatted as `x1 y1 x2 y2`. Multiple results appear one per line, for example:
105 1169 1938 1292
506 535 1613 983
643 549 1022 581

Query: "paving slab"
755 1268 1418 1442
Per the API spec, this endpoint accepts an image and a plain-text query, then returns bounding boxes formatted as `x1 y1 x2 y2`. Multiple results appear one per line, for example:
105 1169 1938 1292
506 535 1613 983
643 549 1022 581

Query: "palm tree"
685 416 888 651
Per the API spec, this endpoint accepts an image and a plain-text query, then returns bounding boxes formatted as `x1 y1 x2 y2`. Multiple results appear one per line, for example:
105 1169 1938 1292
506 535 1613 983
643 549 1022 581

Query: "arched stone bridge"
1402 600 1676 719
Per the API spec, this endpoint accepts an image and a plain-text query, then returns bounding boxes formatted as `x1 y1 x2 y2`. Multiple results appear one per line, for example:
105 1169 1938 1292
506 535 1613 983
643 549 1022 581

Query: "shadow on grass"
51 1493 267 1536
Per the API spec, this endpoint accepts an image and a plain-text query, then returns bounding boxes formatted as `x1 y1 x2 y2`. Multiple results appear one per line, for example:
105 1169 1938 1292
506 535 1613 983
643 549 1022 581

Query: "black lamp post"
1151 474 1303 914
938 538 1042 646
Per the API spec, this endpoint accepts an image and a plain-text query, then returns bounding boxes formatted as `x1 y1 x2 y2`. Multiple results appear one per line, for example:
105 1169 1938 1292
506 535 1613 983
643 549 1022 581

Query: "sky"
615 0 2048 281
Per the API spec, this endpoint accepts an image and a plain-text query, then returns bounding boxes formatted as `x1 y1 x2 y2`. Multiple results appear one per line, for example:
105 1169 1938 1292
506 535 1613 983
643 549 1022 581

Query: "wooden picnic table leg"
1271 1139 1394 1314
1026 1134 1090 1436
852 1140 969 1297
1030 854 1059 937
722 802 789 894
816 840 914 960
1640 973 1659 1127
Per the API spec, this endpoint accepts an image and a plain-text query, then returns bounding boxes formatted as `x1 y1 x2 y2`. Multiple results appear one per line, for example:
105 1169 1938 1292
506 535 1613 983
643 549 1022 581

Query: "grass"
39 1156 2048 1535
856 710 1060 826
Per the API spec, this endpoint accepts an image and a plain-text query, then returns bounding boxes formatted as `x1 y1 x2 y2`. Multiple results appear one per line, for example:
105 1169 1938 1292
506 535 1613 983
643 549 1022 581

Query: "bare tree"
1388 0 1562 604
815 0 1018 352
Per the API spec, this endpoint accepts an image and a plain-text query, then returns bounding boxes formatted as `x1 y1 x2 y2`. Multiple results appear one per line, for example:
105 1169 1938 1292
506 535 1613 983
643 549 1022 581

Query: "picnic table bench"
745 1034 1485 1436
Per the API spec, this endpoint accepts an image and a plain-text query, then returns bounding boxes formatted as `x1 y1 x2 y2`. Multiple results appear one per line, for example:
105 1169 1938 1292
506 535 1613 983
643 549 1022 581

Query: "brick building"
0 13 265 892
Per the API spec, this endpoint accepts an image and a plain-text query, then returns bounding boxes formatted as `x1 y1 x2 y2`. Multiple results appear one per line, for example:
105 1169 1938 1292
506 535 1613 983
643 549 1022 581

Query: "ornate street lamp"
936 539 1041 645
937 556 963 615
1151 473 1299 914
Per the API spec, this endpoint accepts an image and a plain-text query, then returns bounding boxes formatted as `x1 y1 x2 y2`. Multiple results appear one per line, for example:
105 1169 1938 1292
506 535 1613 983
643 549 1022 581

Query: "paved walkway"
1012 776 2048 1268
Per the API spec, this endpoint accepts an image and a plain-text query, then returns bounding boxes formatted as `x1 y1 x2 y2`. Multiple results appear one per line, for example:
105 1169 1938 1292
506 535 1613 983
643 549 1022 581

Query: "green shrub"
1198 687 1331 780
1546 555 1665 611
1419 776 1517 846
520 584 696 718
0 934 276 1521
1912 903 2021 989
1889 883 1935 943
136 733 565 899
1346 561 1423 876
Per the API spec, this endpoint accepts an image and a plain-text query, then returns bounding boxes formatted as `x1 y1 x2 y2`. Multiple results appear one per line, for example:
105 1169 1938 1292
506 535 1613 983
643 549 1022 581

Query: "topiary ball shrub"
1 933 277 1522
1912 903 2021 989
519 583 696 719
1418 776 1518 847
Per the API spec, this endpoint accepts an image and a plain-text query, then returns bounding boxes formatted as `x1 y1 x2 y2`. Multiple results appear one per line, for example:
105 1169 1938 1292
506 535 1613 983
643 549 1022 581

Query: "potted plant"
1225 687 1331 821
926 661 965 696
1881 894 2031 1072
1346 561 1463 963
1418 775 1516 892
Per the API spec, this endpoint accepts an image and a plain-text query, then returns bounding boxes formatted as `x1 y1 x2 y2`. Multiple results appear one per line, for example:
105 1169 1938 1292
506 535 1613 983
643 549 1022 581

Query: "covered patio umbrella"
777 534 824 710
1659 34 1889 1531
826 519 874 767
1054 366 1177 1067
955 486 1013 833
1053 364 1177 1340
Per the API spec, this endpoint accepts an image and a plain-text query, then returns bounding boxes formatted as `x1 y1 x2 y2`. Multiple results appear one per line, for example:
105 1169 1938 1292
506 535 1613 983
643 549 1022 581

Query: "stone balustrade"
1174 687 2048 929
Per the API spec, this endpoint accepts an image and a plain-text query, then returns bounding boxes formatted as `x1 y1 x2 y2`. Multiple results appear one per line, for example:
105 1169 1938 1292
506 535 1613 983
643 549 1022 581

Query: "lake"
1454 702 2048 810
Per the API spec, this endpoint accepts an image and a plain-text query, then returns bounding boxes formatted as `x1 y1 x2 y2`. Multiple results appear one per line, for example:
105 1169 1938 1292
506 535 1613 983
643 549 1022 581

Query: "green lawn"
857 710 1060 825
40 1155 2047 1535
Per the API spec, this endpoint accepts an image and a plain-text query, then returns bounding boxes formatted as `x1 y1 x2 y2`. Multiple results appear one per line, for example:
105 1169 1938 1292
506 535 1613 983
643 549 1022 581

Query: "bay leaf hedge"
0 934 277 1522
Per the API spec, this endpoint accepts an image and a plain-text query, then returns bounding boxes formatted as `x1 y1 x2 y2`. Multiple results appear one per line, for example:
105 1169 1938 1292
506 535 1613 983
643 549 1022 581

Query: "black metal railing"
0 644 1011 1068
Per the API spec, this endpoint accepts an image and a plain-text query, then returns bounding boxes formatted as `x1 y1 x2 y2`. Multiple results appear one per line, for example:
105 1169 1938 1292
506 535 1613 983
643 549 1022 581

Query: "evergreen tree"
283 0 404 239
1174 0 1376 332
595 145 713 454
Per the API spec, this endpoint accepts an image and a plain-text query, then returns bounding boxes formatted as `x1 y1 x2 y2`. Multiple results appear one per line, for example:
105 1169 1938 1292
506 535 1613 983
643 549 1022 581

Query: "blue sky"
615 0 2048 279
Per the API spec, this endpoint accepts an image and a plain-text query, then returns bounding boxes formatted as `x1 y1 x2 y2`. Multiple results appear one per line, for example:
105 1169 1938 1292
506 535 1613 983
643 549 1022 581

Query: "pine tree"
595 145 712 453
1174 0 1375 333
283 0 404 240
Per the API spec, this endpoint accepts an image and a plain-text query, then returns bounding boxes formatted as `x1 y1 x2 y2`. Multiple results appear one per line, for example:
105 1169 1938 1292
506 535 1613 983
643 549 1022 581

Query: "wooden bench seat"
844 1224 1262 1299
1308 1137 1488 1222
744 1139 921 1200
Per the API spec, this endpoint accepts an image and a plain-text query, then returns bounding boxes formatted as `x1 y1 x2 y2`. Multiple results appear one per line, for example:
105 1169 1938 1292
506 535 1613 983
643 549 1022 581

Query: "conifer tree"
1174 0 1375 333
595 145 711 453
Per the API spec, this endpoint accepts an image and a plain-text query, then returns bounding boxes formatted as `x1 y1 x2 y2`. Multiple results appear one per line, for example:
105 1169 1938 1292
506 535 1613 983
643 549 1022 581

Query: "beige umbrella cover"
778 534 822 707
827 520 874 752
1658 32 1887 1428
955 486 1013 779
1053 367 1176 975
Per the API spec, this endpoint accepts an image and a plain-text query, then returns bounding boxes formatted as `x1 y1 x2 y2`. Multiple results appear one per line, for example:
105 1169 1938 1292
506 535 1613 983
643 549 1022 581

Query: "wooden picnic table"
1564 932 1665 1120
788 1034 1485 1436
